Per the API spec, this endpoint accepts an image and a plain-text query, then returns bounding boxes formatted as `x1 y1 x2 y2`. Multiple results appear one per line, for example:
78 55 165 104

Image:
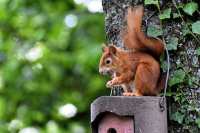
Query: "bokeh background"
0 0 107 132
1 0 200 133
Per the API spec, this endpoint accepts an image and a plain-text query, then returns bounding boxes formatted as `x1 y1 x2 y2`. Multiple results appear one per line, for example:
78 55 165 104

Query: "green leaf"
147 25 163 37
173 13 181 19
169 69 186 87
196 118 200 128
183 2 198 16
161 61 168 72
196 47 200 56
171 112 185 124
192 21 200 34
0 98 6 119
144 0 158 5
181 26 190 36
159 8 171 20
167 37 178 50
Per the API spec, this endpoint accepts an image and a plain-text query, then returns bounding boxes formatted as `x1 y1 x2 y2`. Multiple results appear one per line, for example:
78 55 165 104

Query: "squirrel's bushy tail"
122 6 164 57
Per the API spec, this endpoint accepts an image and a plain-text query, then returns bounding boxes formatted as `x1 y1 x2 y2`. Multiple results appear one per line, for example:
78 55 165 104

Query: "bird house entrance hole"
98 113 134 133
107 128 117 133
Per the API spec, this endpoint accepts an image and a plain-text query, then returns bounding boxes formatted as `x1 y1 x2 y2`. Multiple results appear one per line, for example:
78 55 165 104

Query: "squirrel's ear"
109 45 117 55
102 44 107 52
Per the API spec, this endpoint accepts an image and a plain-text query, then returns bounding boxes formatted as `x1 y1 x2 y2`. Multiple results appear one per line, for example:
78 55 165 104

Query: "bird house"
91 96 167 133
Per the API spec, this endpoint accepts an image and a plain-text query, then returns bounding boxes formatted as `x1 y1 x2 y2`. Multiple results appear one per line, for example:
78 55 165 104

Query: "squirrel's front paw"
106 81 114 88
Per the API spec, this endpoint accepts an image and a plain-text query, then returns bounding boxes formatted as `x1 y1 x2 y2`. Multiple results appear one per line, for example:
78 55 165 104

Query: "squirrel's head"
99 45 118 76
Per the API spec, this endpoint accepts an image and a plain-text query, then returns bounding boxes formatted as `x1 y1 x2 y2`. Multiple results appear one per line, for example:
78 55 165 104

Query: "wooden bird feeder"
91 96 168 133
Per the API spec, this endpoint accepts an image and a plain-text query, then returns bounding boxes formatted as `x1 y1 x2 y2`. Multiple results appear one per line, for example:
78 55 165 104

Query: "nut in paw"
106 81 114 88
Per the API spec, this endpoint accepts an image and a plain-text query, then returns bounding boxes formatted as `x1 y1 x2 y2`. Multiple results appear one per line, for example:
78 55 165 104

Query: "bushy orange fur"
122 6 164 58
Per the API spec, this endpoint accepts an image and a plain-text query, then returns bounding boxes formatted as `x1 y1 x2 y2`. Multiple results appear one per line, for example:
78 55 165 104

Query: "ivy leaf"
159 8 171 20
161 61 168 72
173 13 181 18
181 26 190 36
196 118 200 128
169 69 186 87
147 25 163 37
192 21 200 34
144 0 158 5
171 112 185 124
177 3 184 9
160 54 168 71
167 37 178 50
183 2 198 16
196 47 200 56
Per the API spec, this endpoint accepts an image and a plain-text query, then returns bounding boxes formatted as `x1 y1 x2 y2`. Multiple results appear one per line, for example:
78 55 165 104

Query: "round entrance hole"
107 128 117 133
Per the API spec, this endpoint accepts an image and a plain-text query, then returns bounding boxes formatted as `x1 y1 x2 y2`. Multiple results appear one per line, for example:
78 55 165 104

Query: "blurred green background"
0 0 107 132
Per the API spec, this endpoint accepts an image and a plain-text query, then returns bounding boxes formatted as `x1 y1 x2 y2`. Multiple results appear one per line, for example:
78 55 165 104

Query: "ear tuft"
102 43 107 52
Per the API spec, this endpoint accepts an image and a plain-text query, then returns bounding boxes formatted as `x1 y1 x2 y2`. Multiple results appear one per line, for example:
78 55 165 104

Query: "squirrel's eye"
106 59 111 64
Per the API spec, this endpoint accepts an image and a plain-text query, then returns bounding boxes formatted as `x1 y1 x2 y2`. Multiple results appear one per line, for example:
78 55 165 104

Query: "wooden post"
91 96 167 133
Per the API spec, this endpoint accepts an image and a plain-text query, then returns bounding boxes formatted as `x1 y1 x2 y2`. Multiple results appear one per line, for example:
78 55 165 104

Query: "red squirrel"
99 6 165 96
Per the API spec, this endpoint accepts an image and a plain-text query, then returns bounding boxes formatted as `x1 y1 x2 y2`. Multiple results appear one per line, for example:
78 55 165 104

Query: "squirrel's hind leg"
122 83 132 96
122 82 137 96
